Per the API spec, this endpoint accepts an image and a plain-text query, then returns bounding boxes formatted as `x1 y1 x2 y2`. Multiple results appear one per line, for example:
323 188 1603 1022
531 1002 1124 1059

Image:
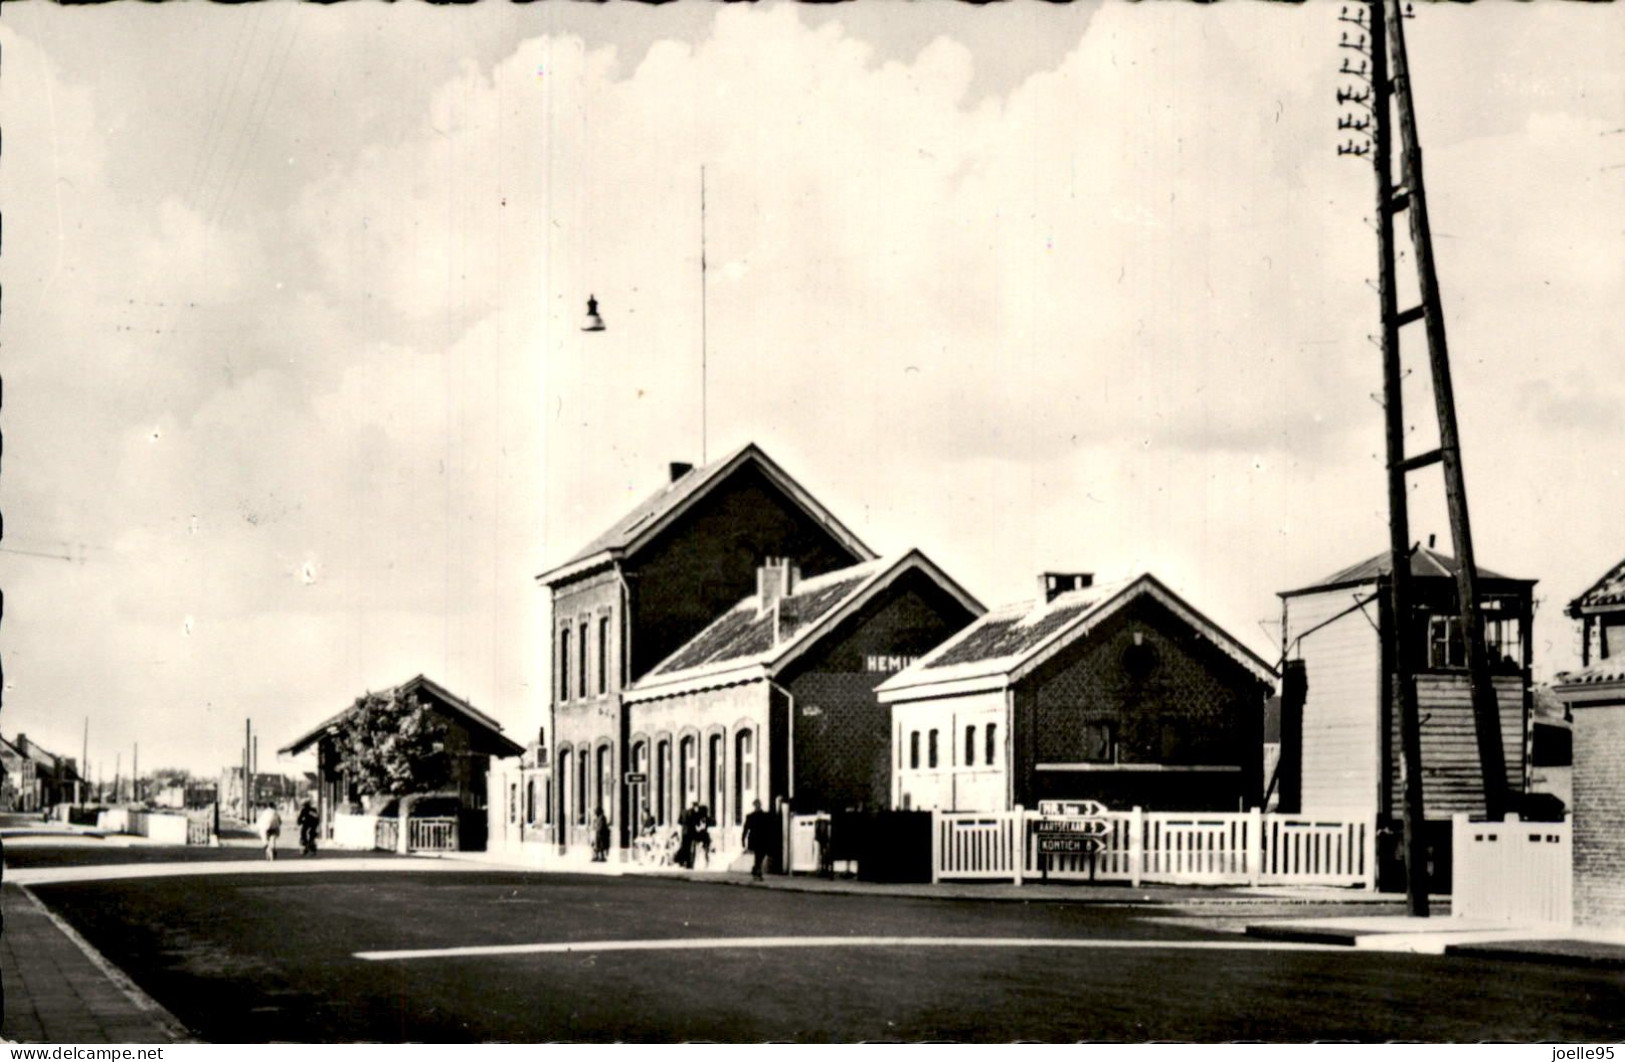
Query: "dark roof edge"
279 674 519 757
536 444 876 587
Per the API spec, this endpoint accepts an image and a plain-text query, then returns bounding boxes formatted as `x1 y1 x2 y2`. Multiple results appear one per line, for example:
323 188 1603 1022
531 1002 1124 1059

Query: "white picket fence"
1452 813 1571 926
932 807 1376 888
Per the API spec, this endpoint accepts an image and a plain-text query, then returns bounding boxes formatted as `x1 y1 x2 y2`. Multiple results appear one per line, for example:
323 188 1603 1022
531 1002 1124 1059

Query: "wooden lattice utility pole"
1337 0 1512 916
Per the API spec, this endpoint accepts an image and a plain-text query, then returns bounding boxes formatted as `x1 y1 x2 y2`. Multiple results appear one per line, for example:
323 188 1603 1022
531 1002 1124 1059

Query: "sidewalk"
449 847 1417 905
0 883 190 1043
1245 912 1625 967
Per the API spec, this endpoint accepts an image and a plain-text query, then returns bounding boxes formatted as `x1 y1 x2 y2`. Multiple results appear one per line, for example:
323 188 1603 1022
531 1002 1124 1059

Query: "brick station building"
622 551 982 856
535 443 877 856
879 572 1276 814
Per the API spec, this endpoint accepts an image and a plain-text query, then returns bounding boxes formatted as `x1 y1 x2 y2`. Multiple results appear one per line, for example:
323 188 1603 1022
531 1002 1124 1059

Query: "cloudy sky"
2 2 1620 780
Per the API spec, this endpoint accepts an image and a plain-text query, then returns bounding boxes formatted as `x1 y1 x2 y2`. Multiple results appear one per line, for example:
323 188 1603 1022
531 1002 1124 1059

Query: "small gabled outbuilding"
622 550 983 836
878 573 1276 814
280 674 523 851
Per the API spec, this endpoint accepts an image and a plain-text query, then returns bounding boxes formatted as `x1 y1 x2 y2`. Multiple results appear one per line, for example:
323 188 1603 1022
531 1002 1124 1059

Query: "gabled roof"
1568 556 1625 617
1278 545 1530 599
877 573 1276 702
624 551 984 703
1552 660 1625 705
278 674 523 758
537 443 876 586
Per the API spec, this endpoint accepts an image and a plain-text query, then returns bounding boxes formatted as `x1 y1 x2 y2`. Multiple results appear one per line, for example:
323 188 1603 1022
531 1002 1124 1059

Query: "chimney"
757 557 801 616
669 462 695 483
1038 572 1094 603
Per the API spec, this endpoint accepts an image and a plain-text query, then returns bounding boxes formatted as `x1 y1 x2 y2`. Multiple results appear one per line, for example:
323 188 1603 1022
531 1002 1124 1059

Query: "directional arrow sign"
1037 836 1104 855
1033 818 1112 837
1038 800 1109 818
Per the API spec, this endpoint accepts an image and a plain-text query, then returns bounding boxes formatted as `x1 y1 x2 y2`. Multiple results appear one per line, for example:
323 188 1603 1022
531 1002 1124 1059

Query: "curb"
19 885 197 1043
1442 941 1625 970
649 871 1412 908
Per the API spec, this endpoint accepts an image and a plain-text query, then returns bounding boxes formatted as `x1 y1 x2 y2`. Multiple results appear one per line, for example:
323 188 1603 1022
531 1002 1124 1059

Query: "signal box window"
1081 722 1114 764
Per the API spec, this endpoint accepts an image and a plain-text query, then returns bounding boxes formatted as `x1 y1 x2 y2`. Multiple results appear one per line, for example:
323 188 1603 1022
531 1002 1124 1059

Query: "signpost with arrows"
1035 800 1113 882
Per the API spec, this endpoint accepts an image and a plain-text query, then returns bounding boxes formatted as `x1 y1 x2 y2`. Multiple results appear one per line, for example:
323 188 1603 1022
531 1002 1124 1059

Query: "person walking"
677 803 697 869
591 806 611 863
296 800 320 857
694 804 713 868
742 799 775 881
259 804 282 862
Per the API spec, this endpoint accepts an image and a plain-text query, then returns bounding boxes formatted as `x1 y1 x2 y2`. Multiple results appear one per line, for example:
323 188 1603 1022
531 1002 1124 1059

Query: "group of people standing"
595 798 784 881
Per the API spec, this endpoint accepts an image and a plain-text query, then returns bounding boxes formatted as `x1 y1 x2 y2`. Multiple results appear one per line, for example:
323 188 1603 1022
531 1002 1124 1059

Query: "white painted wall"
892 689 1010 812
1285 588 1382 816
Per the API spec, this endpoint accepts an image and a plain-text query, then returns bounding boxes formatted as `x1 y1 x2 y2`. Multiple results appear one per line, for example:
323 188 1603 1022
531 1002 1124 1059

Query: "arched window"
910 731 920 770
734 729 755 825
985 723 998 768
965 725 976 767
707 733 724 824
577 749 589 824
928 729 940 769
679 735 698 811
597 744 613 823
557 749 571 832
525 779 536 824
630 740 649 826
656 739 671 825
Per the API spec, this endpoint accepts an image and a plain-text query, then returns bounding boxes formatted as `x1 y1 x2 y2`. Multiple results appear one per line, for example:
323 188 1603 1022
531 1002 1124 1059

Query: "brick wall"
1015 595 1267 812
630 464 865 679
1574 702 1625 929
784 568 980 814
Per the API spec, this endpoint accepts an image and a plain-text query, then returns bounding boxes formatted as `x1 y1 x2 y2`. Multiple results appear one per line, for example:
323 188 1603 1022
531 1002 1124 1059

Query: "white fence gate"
931 807 1375 888
1452 813 1571 926
787 813 828 874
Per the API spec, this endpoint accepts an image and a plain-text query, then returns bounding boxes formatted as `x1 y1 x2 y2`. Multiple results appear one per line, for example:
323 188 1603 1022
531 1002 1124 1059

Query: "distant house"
280 674 523 852
621 551 983 840
878 573 1276 814
0 735 38 811
1552 553 1625 928
538 443 876 856
10 734 84 808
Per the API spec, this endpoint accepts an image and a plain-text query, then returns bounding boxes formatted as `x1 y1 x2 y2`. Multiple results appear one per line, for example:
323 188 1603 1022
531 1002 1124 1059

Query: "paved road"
25 870 1625 1043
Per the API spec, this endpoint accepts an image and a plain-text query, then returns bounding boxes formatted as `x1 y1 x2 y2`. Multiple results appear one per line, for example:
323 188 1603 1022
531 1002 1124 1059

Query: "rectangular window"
1082 723 1113 764
928 729 939 769
559 629 571 701
579 622 590 698
965 725 976 767
909 731 920 770
1483 614 1524 672
599 615 611 695
985 723 997 767
1428 615 1465 670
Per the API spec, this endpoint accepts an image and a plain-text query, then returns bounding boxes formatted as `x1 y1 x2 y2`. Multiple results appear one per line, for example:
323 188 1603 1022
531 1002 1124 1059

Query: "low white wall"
332 811 381 850
141 812 190 844
97 808 131 833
